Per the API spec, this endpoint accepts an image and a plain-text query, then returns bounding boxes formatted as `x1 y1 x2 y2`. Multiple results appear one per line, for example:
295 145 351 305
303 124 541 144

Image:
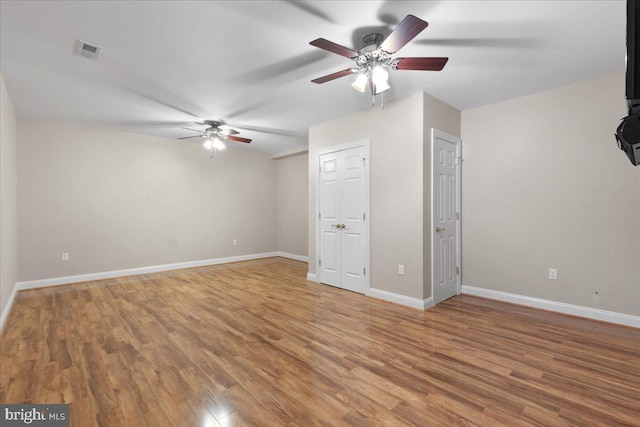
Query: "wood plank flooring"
1 257 639 426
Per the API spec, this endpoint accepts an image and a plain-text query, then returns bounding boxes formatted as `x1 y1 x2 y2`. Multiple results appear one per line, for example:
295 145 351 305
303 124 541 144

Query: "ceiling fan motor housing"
361 33 384 51
355 34 393 70
204 120 224 128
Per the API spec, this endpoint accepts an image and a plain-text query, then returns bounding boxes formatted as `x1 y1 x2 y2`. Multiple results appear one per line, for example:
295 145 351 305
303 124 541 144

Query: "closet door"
318 145 368 294
432 130 461 305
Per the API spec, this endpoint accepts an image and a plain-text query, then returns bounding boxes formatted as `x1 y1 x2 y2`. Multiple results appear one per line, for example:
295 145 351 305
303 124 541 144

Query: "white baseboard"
0 283 19 333
276 252 309 263
16 252 280 291
306 273 317 282
369 288 433 310
462 285 640 329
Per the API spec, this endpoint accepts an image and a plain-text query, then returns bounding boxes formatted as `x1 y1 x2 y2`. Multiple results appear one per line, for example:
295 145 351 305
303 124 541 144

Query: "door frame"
315 139 371 294
430 129 462 303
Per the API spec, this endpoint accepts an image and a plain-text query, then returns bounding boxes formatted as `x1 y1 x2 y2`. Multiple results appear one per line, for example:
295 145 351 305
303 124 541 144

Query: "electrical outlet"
233 239 237 246
398 264 405 275
62 252 69 261
549 268 557 280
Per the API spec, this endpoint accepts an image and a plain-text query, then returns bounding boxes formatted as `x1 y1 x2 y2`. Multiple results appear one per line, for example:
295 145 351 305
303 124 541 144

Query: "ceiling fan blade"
227 135 252 144
311 68 357 84
182 126 205 133
219 127 240 136
309 38 359 59
394 57 449 71
178 135 205 140
285 0 334 23
228 124 304 138
380 14 428 54
415 38 540 48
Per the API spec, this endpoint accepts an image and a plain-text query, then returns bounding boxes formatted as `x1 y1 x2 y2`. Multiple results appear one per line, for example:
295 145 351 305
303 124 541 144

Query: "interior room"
1 1 638 426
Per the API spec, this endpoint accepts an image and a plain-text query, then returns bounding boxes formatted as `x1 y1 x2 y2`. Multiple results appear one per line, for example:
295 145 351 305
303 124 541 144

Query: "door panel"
342 231 363 292
320 153 341 286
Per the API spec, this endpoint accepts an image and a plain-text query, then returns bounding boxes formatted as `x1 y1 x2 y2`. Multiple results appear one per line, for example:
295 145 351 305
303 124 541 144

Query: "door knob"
435 227 445 232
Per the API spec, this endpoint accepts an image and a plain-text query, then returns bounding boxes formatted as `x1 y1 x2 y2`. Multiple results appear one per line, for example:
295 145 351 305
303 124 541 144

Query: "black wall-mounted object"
616 0 640 166
615 115 640 165
627 0 640 111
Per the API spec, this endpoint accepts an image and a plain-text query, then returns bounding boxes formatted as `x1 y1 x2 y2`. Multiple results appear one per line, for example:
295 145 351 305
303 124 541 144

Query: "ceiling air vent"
73 40 101 60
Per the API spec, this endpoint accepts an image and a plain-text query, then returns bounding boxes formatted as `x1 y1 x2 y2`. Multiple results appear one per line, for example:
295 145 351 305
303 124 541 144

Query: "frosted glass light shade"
371 66 390 94
351 73 368 93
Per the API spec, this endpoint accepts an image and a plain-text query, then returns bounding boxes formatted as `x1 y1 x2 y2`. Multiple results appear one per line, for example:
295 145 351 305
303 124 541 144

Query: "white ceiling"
0 1 625 154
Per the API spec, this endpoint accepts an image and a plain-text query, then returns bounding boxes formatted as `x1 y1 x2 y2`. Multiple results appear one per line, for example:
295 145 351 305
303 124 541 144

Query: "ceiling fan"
309 14 448 99
179 120 251 157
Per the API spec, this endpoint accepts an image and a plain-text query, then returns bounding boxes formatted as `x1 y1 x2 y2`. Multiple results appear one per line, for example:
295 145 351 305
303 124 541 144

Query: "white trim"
314 139 371 293
0 283 19 333
462 285 640 329
314 139 370 157
276 252 309 262
16 252 279 290
431 129 462 305
271 147 309 160
369 288 434 311
306 273 317 282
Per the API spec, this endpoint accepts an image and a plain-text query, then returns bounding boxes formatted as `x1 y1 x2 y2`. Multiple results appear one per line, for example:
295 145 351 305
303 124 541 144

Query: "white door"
433 131 461 304
318 144 368 294
319 151 341 287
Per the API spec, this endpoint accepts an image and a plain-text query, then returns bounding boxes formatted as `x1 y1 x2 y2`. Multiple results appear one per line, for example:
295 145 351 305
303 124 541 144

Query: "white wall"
461 73 640 316
0 74 18 327
309 93 425 299
309 92 461 301
276 153 308 257
423 93 461 298
17 118 278 281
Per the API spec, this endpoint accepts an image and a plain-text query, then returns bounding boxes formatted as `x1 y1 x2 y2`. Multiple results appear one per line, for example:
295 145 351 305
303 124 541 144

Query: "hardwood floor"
1 257 639 426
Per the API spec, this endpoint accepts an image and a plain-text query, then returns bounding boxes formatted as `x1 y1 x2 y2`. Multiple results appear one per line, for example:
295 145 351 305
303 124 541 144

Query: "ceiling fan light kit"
202 137 226 157
310 14 448 107
178 120 250 158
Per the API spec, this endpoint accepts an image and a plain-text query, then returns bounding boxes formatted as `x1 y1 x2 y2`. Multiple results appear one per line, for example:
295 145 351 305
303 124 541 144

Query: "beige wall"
309 92 460 300
1 75 18 321
461 73 640 316
276 153 308 257
423 93 461 299
17 118 278 281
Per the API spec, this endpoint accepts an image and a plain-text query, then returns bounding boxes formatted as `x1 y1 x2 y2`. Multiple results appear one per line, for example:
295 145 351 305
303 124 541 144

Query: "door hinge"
363 213 366 221
319 212 321 220
319 164 322 173
319 259 322 266
456 266 460 275
456 212 460 220
363 267 366 275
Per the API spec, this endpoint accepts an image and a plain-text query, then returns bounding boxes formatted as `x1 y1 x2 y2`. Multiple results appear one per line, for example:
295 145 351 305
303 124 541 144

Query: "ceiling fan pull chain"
381 91 385 110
